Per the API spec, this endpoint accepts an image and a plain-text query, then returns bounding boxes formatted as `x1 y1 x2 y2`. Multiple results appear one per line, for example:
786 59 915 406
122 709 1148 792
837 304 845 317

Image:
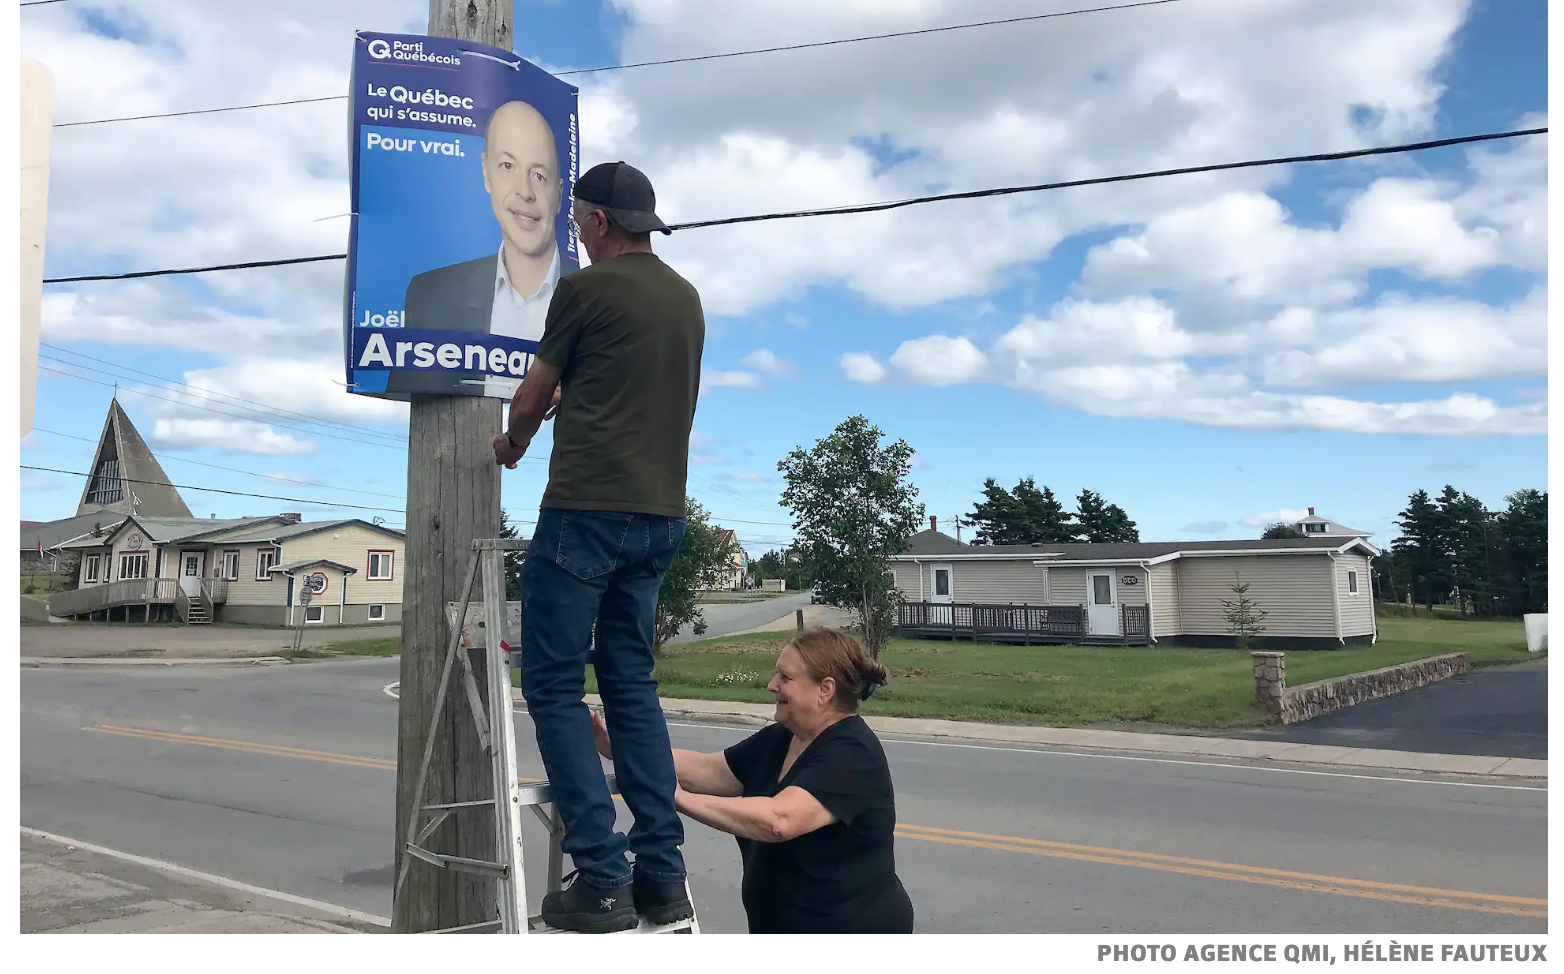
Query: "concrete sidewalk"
21 829 384 934
517 691 1549 780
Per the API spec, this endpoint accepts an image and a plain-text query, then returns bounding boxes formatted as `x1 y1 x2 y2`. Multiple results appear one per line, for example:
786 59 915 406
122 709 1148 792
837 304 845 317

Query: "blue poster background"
343 31 580 400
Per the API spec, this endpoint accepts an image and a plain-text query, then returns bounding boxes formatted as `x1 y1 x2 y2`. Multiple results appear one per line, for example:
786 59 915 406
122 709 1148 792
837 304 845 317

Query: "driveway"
19 623 402 660
1238 659 1547 760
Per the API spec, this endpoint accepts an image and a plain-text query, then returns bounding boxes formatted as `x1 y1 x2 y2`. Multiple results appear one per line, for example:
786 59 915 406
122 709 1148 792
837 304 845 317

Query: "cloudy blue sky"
20 0 1547 554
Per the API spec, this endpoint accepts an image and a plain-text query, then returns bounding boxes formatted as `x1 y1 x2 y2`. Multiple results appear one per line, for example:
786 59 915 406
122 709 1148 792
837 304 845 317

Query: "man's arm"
493 360 561 468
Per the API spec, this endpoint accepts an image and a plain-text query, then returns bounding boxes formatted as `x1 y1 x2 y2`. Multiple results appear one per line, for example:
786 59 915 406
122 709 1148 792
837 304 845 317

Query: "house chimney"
1307 507 1315 516
930 515 937 532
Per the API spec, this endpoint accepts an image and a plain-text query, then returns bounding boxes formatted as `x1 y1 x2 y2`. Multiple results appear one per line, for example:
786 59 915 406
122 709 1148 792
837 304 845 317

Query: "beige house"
892 525 1381 649
51 514 405 627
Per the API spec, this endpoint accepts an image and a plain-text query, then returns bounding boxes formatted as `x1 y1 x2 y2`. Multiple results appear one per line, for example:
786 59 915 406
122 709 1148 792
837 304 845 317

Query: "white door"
1087 572 1119 636
928 563 954 625
180 552 204 597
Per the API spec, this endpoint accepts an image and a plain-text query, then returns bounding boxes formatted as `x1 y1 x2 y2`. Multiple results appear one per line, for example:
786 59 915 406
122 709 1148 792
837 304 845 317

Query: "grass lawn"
564 615 1535 730
310 636 400 658
348 615 1535 729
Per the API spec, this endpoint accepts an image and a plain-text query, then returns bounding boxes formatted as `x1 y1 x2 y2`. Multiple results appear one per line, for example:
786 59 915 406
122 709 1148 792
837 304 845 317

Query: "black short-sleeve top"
722 715 914 934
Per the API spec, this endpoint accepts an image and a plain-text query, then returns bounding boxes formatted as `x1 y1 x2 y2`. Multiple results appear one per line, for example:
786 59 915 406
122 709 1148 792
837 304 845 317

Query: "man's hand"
492 431 525 469
544 387 562 421
590 709 613 761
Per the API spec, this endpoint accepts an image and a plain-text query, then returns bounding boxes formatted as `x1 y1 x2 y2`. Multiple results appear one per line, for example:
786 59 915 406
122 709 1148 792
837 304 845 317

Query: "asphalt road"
20 659 1547 934
1238 660 1548 760
670 592 812 644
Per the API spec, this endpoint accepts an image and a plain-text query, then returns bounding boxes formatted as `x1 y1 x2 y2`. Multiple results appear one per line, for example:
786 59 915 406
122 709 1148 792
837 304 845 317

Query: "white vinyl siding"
1336 552 1375 637
223 545 290 608
891 561 922 600
1174 555 1336 638
1147 561 1181 637
1045 567 1089 609
281 524 406 606
947 560 1049 604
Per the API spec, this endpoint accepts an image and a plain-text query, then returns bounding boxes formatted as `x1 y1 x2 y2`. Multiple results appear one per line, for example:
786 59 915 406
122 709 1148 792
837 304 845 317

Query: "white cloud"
840 352 888 384
151 417 315 455
741 348 794 378
700 369 763 396
1183 520 1229 535
889 335 988 386
1242 509 1311 528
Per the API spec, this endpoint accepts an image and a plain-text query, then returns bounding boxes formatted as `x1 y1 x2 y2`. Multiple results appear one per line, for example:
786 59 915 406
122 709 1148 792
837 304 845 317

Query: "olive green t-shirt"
534 252 704 518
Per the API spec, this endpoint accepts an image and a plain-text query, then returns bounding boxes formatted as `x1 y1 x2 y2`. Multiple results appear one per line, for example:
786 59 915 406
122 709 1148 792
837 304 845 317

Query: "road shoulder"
21 828 384 934
521 691 1548 781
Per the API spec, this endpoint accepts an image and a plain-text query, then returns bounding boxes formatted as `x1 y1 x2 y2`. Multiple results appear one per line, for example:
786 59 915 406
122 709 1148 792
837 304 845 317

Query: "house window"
256 547 281 581
1347 570 1359 596
305 604 324 624
368 550 394 581
367 604 386 622
222 550 241 581
1305 522 1325 533
118 552 149 580
83 555 101 583
933 568 950 597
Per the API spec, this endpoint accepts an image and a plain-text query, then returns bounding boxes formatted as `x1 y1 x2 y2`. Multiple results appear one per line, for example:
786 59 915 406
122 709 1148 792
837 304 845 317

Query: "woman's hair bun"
858 658 890 701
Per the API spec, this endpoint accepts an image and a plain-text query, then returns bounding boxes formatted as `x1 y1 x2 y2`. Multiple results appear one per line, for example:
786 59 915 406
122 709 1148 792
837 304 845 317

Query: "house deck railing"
48 578 180 618
897 601 1152 645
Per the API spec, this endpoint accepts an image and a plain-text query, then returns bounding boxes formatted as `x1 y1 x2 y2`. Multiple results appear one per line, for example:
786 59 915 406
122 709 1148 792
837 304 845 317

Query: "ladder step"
427 920 504 934
403 844 509 878
421 799 496 812
527 915 697 935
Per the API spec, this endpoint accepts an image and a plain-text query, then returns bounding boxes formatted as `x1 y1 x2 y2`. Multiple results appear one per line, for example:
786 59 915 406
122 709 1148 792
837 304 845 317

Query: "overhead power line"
41 127 1547 284
39 342 408 445
22 464 408 515
46 1 1188 128
666 126 1550 230
28 427 408 501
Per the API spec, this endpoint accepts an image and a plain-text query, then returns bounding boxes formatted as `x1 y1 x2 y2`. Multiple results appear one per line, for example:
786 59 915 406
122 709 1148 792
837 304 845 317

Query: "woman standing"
593 627 914 933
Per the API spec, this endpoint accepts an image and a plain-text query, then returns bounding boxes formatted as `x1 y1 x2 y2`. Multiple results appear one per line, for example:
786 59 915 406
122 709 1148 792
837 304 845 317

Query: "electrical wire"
45 1 1189 128
27 427 408 501
40 127 1546 283
36 364 409 451
39 343 408 445
22 464 407 515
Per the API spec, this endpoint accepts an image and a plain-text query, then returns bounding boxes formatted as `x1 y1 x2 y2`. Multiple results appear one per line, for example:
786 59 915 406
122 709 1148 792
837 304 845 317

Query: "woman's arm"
675 785 837 843
671 749 744 798
592 711 742 797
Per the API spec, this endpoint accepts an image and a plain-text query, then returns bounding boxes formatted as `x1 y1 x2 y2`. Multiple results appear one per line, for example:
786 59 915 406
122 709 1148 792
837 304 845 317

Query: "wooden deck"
48 578 229 623
896 601 1152 646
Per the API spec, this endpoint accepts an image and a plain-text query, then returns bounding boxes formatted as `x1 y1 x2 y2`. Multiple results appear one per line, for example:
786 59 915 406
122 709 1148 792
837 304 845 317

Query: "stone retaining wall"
1251 651 1469 725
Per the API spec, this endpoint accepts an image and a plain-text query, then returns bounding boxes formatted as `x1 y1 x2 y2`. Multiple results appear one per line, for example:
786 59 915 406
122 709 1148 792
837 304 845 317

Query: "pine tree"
968 478 1025 545
1013 479 1076 543
1393 489 1446 609
1220 572 1269 649
1074 489 1140 543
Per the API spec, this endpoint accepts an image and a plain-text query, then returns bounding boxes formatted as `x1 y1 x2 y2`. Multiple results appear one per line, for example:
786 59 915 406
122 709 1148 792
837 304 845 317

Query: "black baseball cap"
572 161 671 235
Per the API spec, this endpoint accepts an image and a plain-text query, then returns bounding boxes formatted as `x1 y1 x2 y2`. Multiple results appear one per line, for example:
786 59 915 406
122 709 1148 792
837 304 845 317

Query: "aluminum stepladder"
395 537 700 934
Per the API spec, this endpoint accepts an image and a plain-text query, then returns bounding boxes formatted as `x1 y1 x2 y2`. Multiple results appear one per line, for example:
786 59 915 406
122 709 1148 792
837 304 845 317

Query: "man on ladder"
493 161 703 933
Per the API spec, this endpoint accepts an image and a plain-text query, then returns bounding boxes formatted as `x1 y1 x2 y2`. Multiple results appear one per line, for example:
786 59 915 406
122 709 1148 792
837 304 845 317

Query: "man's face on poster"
482 101 562 260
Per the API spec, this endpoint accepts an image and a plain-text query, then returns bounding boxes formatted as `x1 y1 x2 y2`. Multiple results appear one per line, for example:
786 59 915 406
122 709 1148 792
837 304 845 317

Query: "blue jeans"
519 507 687 886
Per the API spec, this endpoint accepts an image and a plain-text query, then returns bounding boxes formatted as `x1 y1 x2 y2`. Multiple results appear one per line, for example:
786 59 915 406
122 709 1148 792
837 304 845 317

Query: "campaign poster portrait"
343 31 580 401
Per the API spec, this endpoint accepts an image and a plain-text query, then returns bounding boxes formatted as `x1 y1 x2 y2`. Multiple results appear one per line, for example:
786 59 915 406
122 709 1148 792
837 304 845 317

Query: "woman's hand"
590 709 613 761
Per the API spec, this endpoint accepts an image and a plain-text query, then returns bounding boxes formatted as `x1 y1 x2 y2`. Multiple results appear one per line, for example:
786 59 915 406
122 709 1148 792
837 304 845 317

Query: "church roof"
75 399 192 519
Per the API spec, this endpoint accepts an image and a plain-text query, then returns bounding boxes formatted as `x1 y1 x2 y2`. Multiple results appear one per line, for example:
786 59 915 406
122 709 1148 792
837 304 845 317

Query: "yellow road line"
85 724 1545 919
897 823 1548 907
894 827 1545 919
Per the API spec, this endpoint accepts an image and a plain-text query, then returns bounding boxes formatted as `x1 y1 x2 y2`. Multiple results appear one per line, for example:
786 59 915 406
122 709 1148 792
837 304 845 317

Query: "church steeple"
76 398 192 518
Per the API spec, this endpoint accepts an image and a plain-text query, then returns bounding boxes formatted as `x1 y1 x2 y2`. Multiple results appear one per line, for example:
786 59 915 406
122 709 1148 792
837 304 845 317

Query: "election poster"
343 31 580 401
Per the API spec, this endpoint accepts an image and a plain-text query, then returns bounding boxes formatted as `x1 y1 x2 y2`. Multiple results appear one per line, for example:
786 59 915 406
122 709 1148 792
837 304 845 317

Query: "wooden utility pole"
391 0 514 934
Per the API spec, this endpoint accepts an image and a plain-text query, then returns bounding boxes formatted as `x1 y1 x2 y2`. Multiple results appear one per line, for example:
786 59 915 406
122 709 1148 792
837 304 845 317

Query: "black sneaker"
540 871 637 933
632 875 694 925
